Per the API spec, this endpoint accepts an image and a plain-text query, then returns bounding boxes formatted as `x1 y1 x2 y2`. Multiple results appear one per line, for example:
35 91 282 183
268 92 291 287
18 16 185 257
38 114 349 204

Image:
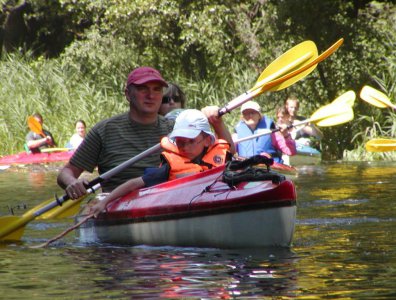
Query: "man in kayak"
57 66 234 198
89 109 232 217
25 113 56 153
285 95 323 146
233 101 295 163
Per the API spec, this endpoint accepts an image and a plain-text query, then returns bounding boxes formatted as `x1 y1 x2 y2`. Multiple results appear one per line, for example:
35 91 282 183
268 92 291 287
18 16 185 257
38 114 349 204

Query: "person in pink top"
271 106 296 157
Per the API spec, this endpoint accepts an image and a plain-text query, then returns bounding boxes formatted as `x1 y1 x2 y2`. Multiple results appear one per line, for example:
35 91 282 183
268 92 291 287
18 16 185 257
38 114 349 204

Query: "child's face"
175 133 212 160
277 112 290 125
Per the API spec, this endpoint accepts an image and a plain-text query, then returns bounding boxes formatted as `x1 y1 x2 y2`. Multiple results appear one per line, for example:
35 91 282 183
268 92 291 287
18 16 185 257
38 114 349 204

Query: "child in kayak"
90 109 232 217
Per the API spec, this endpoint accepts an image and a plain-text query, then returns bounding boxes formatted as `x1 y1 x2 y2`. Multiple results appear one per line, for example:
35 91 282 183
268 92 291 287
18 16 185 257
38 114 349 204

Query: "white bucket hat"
169 109 215 142
241 101 261 114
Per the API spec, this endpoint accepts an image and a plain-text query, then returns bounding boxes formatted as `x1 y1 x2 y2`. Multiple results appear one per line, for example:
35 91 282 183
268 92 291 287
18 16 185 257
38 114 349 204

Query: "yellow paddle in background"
359 86 395 152
0 38 344 242
365 139 396 152
359 85 396 110
313 91 355 127
331 90 356 108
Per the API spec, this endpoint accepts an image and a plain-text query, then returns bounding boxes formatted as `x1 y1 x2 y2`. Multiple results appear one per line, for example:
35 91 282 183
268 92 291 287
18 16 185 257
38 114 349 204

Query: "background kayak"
283 143 321 166
0 148 73 166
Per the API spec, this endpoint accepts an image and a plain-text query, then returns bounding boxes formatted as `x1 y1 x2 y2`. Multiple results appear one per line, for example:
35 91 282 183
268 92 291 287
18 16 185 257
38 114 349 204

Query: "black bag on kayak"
222 155 285 186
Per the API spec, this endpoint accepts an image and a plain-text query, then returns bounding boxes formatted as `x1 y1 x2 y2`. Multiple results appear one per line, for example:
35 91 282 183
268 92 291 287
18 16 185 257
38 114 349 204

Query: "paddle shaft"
44 143 162 210
235 119 314 144
37 144 162 212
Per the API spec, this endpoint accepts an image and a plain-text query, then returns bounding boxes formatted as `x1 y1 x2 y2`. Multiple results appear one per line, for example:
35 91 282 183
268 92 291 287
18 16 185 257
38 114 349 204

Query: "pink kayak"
77 161 297 249
0 148 74 166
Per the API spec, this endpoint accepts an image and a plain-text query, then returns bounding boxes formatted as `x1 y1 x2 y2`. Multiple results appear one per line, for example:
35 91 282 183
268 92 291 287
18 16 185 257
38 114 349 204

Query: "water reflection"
59 246 299 299
0 162 395 299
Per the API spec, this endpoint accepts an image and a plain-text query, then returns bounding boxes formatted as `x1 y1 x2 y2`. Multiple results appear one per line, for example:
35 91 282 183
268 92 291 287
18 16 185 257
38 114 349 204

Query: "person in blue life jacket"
25 113 56 153
89 109 233 217
233 101 295 163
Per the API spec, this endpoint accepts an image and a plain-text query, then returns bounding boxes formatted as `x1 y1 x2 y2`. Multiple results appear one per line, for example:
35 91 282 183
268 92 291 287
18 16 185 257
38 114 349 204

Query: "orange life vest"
160 137 230 180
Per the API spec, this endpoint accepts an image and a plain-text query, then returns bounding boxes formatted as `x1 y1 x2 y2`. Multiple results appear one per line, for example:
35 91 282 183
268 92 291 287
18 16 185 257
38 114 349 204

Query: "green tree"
1 0 395 159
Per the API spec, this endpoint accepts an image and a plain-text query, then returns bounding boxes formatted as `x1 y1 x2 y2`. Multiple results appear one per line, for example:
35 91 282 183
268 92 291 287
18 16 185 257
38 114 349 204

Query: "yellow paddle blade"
365 139 396 152
254 41 318 92
309 103 354 127
27 116 44 136
331 90 356 108
0 216 26 241
0 213 35 241
40 147 70 153
360 85 395 109
257 38 344 93
316 107 353 127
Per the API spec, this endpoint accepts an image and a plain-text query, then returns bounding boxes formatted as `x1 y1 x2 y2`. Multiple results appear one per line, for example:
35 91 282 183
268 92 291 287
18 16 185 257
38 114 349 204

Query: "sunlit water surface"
0 162 395 299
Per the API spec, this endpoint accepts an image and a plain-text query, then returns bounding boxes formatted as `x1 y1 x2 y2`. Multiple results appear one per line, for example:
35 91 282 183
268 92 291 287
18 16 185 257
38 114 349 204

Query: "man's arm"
57 162 87 199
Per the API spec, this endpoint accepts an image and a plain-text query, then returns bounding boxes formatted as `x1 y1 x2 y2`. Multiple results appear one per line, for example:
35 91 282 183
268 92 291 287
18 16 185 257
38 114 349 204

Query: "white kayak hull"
77 164 297 249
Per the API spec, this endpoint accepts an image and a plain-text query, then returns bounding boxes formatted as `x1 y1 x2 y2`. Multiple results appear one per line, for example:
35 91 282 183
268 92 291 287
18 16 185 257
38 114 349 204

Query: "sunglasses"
162 96 181 104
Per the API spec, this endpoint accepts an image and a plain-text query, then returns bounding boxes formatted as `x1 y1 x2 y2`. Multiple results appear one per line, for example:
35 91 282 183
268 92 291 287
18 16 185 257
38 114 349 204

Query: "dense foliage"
0 0 395 159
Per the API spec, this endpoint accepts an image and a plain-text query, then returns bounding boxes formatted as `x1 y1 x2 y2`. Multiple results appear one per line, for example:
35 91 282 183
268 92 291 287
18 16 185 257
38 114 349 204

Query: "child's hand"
89 201 107 218
201 106 222 126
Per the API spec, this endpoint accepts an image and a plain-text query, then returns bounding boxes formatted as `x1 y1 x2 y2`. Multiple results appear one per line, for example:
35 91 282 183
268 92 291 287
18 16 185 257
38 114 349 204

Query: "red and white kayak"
0 148 73 166
77 163 297 249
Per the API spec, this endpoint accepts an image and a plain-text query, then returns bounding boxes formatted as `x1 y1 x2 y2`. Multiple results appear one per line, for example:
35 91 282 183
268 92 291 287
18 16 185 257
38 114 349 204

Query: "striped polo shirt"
70 112 174 192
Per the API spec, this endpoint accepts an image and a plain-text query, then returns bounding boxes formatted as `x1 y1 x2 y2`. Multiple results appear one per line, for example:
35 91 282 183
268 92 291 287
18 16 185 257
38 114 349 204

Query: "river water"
0 162 395 299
